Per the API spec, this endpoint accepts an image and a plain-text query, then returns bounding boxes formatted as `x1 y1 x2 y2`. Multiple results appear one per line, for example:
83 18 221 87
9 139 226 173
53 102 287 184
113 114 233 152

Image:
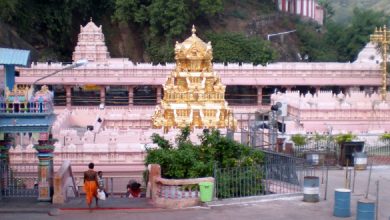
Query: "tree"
335 133 356 145
291 134 307 146
317 0 334 25
0 0 21 22
145 127 264 178
297 8 390 62
113 0 223 38
205 32 277 65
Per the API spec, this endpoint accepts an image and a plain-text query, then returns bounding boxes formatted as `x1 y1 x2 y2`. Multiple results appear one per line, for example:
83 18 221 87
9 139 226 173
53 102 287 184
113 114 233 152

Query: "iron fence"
214 150 315 199
365 140 390 156
0 163 39 198
291 141 340 166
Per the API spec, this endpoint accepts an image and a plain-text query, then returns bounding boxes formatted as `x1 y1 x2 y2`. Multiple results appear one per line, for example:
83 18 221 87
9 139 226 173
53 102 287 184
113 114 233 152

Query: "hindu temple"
152 26 236 132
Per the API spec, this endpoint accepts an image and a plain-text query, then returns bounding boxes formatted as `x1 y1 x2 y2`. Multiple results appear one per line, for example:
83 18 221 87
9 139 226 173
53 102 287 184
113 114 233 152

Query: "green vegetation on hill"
331 0 390 24
297 8 390 62
0 0 389 64
205 32 277 65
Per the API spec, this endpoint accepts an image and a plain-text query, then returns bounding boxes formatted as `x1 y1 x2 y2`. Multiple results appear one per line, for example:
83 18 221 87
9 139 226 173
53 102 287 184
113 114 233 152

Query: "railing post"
0 160 3 200
148 164 161 200
213 162 217 200
110 177 114 197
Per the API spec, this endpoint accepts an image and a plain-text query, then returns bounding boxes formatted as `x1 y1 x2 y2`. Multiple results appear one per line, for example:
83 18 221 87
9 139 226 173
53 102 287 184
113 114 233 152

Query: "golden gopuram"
152 25 236 132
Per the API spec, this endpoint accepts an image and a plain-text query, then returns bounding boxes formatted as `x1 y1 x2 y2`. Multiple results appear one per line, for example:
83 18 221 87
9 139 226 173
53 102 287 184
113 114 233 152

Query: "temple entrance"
105 86 129 106
225 86 257 105
133 86 157 105
71 86 100 106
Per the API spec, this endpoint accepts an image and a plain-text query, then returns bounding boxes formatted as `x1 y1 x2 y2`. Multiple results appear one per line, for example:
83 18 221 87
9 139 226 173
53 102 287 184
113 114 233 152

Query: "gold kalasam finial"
192 25 196 35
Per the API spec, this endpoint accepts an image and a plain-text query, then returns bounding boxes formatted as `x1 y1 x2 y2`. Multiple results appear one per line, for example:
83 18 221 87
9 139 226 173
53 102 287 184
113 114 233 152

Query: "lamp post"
32 59 88 88
29 59 87 201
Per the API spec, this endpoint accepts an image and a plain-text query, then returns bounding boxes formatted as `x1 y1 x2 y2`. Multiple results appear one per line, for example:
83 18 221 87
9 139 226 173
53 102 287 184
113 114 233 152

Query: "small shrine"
0 84 56 201
152 25 236 132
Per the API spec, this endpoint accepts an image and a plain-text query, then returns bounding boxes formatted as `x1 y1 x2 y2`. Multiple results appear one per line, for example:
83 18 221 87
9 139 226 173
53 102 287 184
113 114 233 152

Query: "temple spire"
152 26 236 132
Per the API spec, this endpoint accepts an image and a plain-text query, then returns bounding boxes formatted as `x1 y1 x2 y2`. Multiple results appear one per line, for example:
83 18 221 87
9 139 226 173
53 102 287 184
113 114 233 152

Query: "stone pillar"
315 86 321 96
156 86 162 105
128 85 134 107
100 86 105 105
65 86 72 109
148 164 161 200
286 86 292 92
257 86 263 106
34 144 55 202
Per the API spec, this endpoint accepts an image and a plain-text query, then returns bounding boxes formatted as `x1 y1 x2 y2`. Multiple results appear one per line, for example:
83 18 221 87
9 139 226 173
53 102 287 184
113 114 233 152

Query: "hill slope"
332 0 390 24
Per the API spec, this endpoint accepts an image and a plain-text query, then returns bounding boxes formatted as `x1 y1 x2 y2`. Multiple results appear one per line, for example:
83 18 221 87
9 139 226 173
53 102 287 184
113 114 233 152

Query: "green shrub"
145 127 264 179
380 133 390 141
291 134 307 146
335 133 356 144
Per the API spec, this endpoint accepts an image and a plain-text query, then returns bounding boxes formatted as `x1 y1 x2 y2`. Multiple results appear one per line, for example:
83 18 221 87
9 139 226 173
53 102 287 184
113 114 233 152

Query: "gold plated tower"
152 25 236 132
370 25 390 101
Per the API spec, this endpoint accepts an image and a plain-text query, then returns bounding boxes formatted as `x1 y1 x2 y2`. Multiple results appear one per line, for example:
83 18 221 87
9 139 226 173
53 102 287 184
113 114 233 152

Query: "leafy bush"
205 32 277 65
335 133 356 144
291 134 307 146
145 127 264 179
380 133 390 141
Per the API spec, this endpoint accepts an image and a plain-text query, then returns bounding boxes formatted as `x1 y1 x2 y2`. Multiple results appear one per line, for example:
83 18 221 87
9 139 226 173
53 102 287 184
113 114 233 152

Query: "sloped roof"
0 115 56 133
0 48 31 67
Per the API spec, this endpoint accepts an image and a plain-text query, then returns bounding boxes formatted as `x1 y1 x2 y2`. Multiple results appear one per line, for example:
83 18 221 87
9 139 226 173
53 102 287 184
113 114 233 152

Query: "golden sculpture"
152 25 236 132
370 25 390 101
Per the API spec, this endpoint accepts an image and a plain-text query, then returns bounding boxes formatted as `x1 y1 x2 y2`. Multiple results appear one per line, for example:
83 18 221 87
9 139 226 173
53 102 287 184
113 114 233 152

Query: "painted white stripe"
303 187 319 195
297 0 301 14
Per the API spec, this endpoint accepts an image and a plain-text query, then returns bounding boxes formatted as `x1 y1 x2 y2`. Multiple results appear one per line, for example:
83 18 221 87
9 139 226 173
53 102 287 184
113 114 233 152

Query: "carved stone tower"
152 25 236 132
72 18 110 62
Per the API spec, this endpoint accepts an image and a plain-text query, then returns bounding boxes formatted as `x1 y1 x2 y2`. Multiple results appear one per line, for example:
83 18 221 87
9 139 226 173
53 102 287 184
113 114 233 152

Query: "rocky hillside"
0 0 304 63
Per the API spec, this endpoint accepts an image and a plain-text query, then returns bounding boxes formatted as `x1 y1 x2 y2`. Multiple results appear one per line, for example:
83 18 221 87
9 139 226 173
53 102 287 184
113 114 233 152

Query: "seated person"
126 181 141 198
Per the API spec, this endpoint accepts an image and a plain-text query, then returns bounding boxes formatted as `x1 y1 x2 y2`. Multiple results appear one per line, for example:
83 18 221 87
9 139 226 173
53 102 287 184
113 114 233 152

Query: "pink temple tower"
72 18 110 62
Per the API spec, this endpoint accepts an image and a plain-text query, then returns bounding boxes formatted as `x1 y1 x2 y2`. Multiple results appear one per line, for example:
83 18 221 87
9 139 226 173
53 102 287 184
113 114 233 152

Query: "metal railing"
365 140 390 165
75 176 144 198
0 163 39 198
214 150 315 199
365 140 390 156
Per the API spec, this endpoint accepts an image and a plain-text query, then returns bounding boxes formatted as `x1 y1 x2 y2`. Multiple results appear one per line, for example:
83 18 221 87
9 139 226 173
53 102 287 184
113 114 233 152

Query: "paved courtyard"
1 167 389 220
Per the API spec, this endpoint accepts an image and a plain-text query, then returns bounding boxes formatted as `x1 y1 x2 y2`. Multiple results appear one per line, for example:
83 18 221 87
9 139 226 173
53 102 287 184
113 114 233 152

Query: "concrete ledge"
205 193 303 207
0 208 52 214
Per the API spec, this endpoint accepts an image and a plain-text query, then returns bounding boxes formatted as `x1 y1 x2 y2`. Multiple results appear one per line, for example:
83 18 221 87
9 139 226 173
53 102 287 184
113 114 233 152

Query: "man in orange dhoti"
84 162 99 209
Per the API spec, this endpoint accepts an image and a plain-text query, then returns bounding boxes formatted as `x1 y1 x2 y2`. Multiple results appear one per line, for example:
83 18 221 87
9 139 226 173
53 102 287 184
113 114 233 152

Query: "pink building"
12 20 389 136
276 0 324 25
6 20 390 185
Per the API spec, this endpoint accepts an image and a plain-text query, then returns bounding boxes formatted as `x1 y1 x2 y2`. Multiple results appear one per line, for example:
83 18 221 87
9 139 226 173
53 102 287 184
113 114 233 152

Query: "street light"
32 59 88 86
